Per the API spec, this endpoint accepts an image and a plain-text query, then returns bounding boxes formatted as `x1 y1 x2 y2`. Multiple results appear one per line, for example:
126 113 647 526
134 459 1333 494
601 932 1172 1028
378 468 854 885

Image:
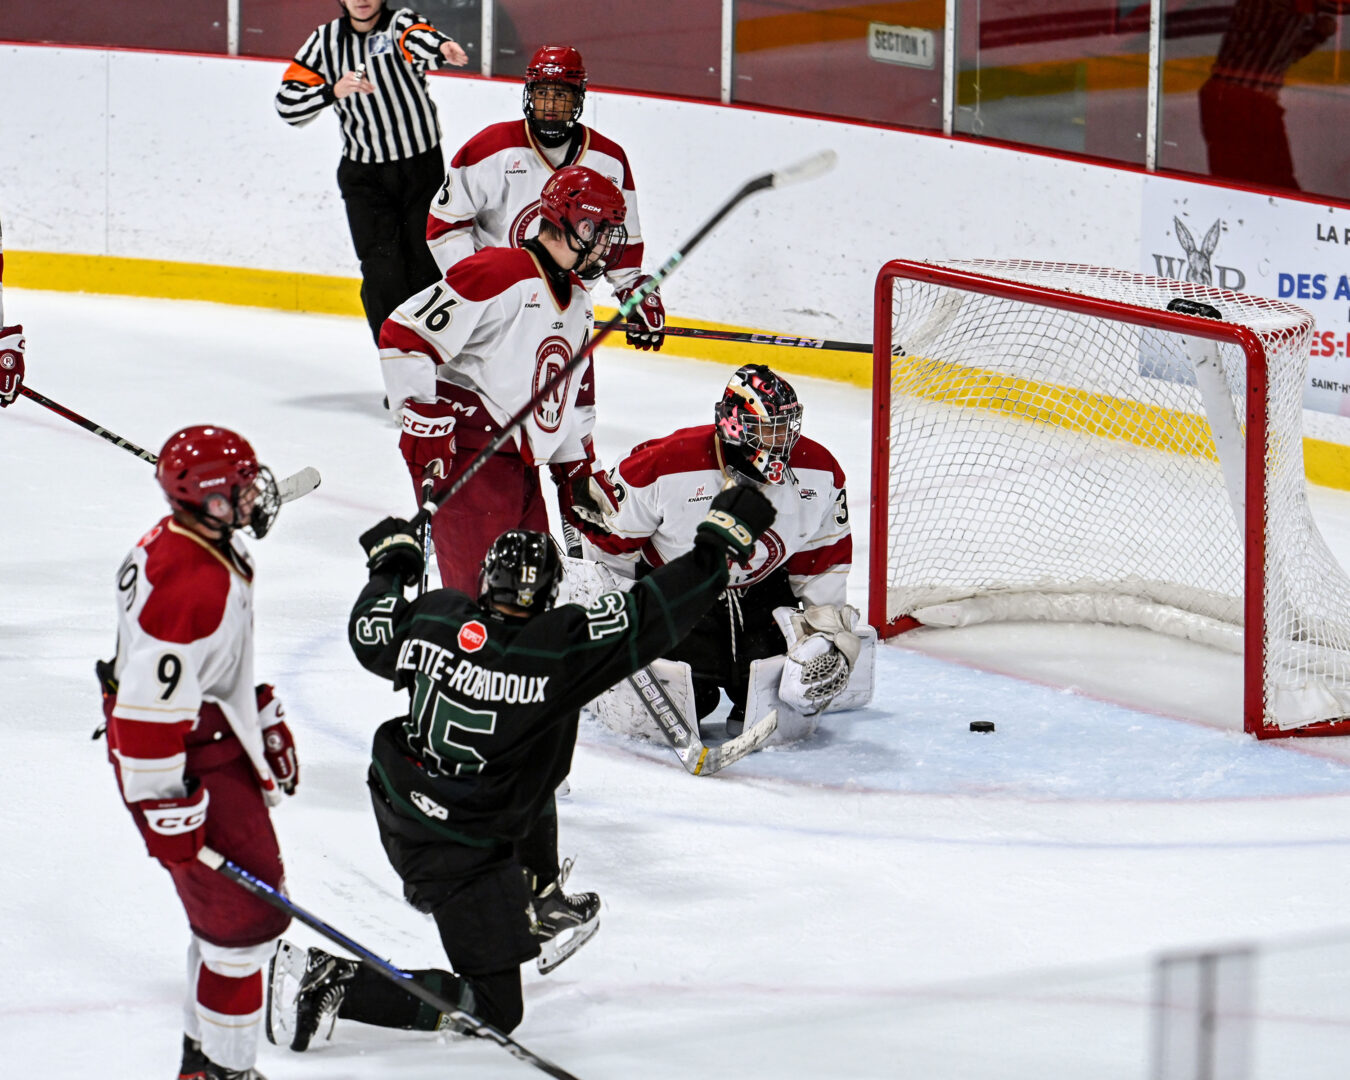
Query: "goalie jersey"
105 518 281 807
585 425 852 607
425 119 646 291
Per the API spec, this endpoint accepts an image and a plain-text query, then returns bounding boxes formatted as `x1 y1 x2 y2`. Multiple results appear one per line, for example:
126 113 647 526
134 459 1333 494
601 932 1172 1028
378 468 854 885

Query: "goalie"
569 364 874 742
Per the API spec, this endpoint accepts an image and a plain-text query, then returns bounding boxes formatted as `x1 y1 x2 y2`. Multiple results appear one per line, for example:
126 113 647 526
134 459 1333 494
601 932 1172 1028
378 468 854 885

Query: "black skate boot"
528 858 601 974
178 1033 268 1079
265 939 357 1052
178 1034 208 1080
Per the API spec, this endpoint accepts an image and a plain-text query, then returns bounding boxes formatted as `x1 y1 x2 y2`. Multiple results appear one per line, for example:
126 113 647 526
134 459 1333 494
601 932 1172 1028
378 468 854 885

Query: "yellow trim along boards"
8 248 1350 491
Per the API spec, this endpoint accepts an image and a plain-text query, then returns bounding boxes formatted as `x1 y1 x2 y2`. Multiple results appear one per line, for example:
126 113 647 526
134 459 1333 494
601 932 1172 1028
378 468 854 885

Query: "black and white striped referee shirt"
275 7 454 163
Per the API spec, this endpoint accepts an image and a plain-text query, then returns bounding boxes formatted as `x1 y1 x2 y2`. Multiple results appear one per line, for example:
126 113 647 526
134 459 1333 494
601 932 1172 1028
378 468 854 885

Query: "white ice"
7 290 1350 1079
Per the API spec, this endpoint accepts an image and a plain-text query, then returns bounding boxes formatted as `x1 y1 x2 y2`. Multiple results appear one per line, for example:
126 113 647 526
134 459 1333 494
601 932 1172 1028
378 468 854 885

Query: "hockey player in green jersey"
265 481 774 1050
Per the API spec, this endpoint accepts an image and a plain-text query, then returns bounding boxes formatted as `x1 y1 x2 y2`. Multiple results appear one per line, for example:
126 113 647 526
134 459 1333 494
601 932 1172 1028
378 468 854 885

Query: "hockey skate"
265 939 356 1052
178 1034 269 1079
528 858 601 974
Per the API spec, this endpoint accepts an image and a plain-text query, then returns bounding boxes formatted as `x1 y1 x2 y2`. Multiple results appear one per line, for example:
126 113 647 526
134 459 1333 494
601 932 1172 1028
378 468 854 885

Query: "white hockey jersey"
380 246 597 467
107 518 282 808
587 425 852 606
425 119 646 292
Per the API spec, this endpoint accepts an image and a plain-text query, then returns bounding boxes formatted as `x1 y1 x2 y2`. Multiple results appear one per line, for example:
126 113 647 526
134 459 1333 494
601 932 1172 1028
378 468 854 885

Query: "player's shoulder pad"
451 121 530 169
446 247 540 302
581 127 632 178
619 425 718 487
790 435 846 487
138 523 233 644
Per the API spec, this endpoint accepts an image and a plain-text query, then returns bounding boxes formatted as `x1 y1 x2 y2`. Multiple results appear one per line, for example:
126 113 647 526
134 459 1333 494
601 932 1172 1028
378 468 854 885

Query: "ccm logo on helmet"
458 620 488 652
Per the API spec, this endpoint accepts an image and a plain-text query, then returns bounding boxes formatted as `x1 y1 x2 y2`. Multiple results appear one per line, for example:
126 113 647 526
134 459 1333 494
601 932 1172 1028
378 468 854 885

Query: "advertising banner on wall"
1141 177 1350 416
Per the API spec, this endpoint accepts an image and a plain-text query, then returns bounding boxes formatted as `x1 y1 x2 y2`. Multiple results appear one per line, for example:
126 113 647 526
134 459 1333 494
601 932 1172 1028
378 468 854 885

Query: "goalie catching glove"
776 604 863 715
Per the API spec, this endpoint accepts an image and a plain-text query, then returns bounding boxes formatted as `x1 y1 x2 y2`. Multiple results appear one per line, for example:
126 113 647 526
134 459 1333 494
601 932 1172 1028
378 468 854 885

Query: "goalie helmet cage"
868 258 1350 739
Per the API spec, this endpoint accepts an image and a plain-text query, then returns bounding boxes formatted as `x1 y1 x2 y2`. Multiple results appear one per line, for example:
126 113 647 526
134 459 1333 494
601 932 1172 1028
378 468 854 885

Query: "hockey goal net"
869 258 1350 738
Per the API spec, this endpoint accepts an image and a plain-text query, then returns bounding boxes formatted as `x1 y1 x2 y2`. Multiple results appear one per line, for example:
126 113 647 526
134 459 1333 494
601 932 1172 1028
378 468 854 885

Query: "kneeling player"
571 363 874 740
266 482 774 1048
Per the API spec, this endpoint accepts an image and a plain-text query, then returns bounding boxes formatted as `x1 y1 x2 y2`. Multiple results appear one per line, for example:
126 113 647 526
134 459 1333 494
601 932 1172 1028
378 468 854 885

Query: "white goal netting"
873 259 1350 734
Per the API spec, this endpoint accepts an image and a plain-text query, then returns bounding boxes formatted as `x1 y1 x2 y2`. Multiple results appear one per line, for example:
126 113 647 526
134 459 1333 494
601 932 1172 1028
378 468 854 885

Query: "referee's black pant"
337 146 445 344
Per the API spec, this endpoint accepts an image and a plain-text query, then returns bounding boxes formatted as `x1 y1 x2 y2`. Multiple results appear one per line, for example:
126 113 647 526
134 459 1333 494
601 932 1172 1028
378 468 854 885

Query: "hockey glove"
615 278 665 352
257 683 298 795
549 459 621 531
776 605 863 716
0 324 25 407
137 785 209 864
360 516 425 587
695 482 775 564
398 400 456 480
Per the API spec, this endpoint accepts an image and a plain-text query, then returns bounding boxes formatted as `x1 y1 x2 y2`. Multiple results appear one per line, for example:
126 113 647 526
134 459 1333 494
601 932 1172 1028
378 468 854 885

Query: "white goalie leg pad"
588 657 696 740
743 655 817 745
558 554 631 607
827 622 876 712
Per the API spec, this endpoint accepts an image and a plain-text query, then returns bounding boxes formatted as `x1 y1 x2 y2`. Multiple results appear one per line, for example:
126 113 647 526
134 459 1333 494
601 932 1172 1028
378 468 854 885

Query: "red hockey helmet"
523 45 587 142
714 365 803 485
156 425 280 538
539 165 627 277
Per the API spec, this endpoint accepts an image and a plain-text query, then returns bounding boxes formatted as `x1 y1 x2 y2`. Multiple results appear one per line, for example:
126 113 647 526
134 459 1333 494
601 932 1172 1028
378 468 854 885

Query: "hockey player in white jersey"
382 163 628 595
97 425 299 1080
0 214 26 407
573 364 874 739
425 44 666 352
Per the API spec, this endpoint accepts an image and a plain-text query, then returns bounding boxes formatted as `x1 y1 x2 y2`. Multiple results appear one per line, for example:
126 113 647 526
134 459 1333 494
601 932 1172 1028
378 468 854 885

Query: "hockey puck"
969 720 996 733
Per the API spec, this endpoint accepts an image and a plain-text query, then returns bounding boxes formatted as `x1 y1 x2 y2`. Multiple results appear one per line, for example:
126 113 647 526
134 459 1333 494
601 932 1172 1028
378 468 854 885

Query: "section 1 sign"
868 23 936 69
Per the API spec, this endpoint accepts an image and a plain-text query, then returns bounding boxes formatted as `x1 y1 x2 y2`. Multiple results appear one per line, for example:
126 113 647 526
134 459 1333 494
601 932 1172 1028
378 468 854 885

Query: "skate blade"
536 916 600 974
265 940 307 1047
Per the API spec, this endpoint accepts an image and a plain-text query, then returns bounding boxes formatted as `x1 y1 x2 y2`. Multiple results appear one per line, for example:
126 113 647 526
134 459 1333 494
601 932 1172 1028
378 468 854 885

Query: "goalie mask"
156 425 280 539
539 166 627 279
714 365 803 485
523 45 587 144
479 530 564 615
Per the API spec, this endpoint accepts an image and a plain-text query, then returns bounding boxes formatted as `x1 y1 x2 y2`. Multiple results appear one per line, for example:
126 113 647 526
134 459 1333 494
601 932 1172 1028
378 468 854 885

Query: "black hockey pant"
337 146 445 343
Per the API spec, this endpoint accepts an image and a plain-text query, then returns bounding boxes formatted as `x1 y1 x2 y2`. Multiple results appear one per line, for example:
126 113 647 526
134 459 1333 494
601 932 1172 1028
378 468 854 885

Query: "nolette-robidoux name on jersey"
395 637 549 703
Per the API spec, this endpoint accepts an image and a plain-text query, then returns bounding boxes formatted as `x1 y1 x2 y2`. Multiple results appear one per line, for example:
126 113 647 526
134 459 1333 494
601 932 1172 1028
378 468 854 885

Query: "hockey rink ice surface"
9 289 1350 1079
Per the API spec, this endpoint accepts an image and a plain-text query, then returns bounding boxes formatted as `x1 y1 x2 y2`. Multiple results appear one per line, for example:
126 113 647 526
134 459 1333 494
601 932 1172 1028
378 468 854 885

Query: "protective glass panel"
953 0 1150 164
1157 0 1350 201
732 0 944 129
3 0 226 51
493 0 721 97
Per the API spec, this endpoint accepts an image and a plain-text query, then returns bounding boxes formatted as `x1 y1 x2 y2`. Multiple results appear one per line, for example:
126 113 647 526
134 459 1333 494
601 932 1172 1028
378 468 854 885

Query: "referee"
276 0 468 348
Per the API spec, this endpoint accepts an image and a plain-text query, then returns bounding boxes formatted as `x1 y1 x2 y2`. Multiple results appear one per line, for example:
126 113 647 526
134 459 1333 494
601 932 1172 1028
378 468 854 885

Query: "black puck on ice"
969 720 996 733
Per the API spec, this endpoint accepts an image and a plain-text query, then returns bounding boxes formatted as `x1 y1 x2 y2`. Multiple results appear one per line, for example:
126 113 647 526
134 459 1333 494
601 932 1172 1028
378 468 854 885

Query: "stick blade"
277 466 322 504
698 709 779 775
771 150 837 189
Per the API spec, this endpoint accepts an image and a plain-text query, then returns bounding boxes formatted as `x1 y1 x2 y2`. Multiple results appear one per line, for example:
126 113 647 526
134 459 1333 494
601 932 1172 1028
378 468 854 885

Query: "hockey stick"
628 666 778 776
19 384 322 504
576 557 780 775
417 458 445 596
621 322 871 354
198 846 584 1080
409 149 837 532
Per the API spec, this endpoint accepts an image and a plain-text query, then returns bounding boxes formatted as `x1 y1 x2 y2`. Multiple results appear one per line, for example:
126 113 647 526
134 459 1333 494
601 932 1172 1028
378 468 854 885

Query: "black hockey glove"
359 516 424 586
695 482 776 564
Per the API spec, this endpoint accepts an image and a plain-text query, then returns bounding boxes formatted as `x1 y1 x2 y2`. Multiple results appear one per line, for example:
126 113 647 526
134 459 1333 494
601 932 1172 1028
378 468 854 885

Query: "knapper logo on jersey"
687 483 712 503
526 291 541 309
533 337 573 433
511 202 543 247
506 158 527 175
458 620 487 652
